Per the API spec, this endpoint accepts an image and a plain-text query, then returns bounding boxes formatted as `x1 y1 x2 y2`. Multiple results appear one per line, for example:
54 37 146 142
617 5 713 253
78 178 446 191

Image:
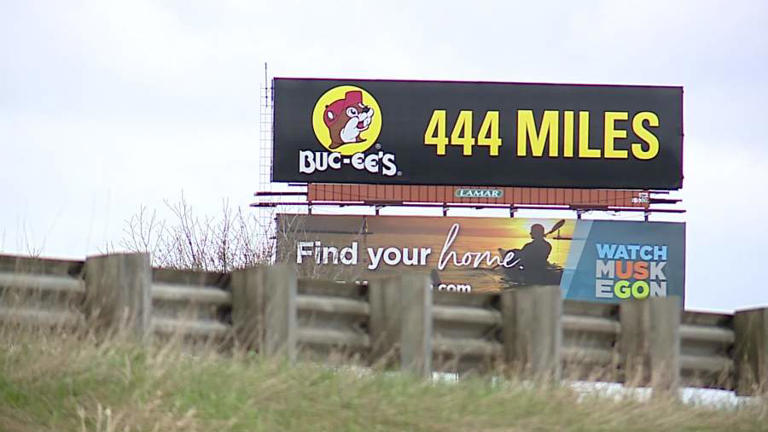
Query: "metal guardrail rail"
0 307 83 327
678 311 736 388
152 283 231 305
431 292 503 373
561 302 621 379
0 256 86 329
0 272 85 295
296 279 371 355
150 277 233 340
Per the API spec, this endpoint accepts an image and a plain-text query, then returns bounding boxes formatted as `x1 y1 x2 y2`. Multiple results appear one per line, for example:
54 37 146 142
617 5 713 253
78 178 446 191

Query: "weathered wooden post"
368 275 402 366
734 307 768 395
398 274 433 377
262 264 297 360
230 266 266 351
84 253 152 338
620 296 681 396
501 285 562 381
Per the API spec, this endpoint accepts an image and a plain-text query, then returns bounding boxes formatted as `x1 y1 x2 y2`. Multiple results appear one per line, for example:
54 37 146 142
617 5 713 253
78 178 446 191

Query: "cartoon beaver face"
323 90 375 149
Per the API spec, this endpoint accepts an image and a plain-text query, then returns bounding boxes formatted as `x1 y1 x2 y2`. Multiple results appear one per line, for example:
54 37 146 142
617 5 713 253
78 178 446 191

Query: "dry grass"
1 324 767 432
117 196 274 272
117 198 367 281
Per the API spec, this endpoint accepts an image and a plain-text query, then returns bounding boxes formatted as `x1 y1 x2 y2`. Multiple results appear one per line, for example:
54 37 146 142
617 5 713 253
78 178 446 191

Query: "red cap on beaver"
323 91 363 127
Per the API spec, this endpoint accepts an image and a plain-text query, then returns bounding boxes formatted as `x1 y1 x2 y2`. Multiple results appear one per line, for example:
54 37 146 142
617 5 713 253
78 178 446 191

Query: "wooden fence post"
368 275 402 366
501 285 562 380
399 274 432 377
734 307 768 395
230 266 265 351
84 253 152 338
620 296 681 395
262 264 297 360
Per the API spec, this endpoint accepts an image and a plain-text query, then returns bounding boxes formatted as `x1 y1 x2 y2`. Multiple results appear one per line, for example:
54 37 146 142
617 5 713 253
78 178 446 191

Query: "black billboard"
272 78 683 189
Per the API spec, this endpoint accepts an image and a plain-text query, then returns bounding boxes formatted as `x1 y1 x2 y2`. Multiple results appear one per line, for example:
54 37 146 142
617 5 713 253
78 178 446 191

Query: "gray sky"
1 0 766 311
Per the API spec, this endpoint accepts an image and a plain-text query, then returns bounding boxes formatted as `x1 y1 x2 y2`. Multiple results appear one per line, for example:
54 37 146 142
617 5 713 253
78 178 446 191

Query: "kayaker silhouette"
517 224 553 284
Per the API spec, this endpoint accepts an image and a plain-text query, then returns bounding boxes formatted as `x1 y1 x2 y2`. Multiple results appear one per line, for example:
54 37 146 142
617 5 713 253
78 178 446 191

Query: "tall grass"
1 324 767 431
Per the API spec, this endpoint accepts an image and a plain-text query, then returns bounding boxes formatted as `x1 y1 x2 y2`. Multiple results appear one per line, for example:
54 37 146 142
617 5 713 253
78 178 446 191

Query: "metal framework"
251 186 684 221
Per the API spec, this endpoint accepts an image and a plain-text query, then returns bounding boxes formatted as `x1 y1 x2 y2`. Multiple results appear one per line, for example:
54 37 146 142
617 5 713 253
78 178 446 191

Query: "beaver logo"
324 91 374 149
312 85 382 156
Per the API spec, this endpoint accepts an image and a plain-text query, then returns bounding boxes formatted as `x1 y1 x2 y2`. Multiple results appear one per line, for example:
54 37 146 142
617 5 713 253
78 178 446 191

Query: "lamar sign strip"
306 184 650 208
455 188 503 199
273 78 683 189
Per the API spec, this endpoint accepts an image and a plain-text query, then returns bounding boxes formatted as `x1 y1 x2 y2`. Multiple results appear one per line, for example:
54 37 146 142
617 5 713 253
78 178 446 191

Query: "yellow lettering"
424 110 448 156
631 112 660 160
604 111 628 159
477 111 502 156
578 111 600 158
632 281 650 299
614 280 631 299
563 111 574 158
450 110 475 156
517 110 559 157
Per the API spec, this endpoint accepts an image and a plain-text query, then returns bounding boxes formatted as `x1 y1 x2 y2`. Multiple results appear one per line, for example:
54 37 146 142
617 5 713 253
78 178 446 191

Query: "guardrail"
431 291 502 374
1 252 767 397
680 311 735 389
151 268 232 340
0 255 86 328
562 301 621 381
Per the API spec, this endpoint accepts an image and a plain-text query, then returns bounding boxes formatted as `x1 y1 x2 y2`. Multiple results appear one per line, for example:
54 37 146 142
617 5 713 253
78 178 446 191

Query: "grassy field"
1 326 767 432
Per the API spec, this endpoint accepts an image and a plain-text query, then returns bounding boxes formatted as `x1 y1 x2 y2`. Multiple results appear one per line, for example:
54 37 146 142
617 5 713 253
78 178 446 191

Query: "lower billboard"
276 214 685 303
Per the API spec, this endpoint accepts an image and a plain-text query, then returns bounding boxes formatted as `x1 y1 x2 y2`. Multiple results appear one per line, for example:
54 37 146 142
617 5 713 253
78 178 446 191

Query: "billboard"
277 214 685 303
273 78 683 189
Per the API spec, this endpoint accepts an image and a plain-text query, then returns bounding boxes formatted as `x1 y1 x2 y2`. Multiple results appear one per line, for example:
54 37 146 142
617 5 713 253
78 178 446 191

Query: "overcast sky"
1 0 766 311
